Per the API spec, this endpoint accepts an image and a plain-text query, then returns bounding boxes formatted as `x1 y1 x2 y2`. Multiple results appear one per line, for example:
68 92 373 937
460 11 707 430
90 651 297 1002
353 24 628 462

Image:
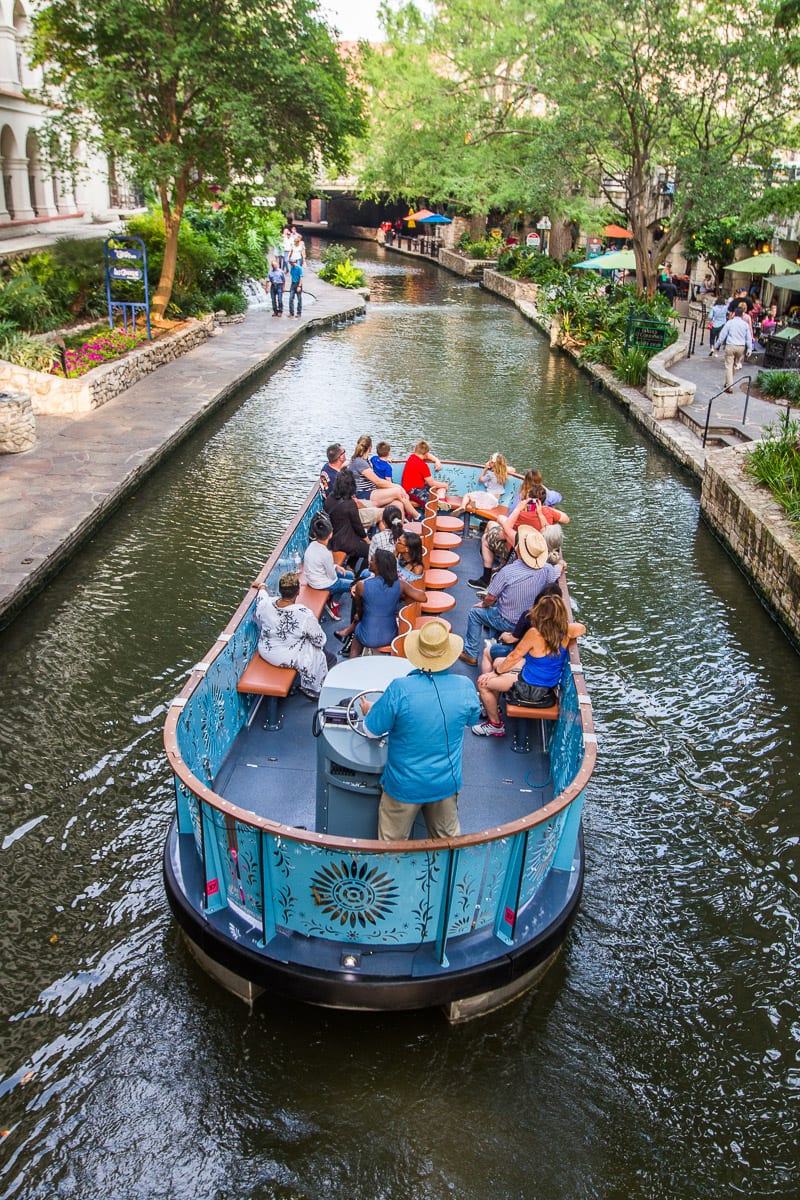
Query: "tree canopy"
359 0 800 294
31 0 365 316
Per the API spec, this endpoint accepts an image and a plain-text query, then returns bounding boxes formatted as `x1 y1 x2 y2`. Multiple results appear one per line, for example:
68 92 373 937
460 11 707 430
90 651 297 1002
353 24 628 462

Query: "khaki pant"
724 344 746 389
358 505 380 529
378 790 460 840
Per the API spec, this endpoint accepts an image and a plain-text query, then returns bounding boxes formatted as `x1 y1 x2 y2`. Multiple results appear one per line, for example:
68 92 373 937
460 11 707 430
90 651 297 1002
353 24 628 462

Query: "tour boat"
163 461 596 1021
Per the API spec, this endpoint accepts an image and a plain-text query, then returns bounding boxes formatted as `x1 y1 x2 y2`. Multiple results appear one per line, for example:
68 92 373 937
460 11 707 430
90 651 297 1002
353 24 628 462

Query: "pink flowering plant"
51 326 147 378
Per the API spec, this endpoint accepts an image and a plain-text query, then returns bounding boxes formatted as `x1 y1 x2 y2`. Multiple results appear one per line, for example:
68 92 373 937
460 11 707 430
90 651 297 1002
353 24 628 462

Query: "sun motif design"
311 859 399 929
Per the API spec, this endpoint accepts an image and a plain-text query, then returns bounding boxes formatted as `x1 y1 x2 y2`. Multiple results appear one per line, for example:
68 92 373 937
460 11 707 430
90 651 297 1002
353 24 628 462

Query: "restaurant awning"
724 253 800 275
574 249 636 271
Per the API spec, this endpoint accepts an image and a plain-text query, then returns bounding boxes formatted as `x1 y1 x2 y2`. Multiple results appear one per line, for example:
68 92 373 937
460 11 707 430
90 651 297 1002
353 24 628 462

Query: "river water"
0 243 798 1199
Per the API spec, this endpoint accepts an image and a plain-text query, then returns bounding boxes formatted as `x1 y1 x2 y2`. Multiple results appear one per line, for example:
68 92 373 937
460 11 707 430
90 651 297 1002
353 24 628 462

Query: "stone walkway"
1 260 798 630
0 278 365 628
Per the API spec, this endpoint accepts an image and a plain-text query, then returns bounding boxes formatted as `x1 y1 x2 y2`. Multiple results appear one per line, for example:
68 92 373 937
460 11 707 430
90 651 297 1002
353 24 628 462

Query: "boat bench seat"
504 701 559 754
238 654 296 730
234 581 330 730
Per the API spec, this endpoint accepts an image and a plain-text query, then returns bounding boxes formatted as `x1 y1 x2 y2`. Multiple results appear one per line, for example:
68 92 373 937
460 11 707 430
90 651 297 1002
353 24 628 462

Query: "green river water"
0 242 798 1199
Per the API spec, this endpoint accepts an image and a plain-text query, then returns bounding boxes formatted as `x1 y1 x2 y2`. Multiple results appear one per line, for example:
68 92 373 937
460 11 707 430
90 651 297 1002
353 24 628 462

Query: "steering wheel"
345 689 385 737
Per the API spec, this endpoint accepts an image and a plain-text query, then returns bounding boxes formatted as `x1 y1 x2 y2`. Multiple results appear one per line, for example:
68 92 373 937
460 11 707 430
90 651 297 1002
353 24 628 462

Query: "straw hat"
404 619 463 672
516 526 549 569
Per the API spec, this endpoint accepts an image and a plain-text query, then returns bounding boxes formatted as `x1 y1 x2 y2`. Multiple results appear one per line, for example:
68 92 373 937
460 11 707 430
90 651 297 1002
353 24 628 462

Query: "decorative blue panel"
519 811 566 906
445 837 514 936
266 840 449 944
203 804 264 921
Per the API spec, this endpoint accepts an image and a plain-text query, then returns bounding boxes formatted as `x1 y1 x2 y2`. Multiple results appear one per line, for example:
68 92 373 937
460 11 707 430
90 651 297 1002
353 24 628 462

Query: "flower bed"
51 326 148 379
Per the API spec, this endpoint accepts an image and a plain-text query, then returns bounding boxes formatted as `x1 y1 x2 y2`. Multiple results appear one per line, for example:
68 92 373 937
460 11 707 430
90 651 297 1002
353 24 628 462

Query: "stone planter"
0 315 214 416
439 247 499 279
0 389 35 453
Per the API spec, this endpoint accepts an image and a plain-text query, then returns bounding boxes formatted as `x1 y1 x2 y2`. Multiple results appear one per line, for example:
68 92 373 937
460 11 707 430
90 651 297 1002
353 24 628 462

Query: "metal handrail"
682 314 699 358
702 375 754 448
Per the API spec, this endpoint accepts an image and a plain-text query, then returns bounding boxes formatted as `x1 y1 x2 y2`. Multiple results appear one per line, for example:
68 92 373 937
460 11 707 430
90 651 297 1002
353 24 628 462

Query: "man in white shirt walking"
714 303 753 392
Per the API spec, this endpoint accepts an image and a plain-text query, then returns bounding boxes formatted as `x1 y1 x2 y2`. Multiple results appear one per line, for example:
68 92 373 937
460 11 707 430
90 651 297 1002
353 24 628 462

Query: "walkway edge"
0 284 365 629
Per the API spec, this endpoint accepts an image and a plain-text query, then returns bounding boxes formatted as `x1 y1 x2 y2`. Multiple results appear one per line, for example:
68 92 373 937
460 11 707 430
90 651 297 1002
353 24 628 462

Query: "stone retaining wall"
439 247 499 279
702 445 800 645
645 333 696 418
0 390 35 454
0 316 214 416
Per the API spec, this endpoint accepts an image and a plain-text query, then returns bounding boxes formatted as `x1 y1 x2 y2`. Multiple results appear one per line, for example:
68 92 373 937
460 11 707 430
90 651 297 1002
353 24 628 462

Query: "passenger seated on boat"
460 528 564 665
369 504 405 555
319 442 379 530
395 531 425 582
450 453 509 516
361 620 480 840
335 549 425 658
349 435 419 520
473 594 585 737
325 468 371 574
469 470 562 589
499 485 569 549
401 439 449 508
479 582 563 674
254 572 334 700
302 512 355 616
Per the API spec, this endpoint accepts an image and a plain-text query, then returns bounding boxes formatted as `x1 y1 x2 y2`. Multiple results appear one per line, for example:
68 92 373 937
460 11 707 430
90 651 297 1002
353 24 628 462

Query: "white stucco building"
0 0 140 244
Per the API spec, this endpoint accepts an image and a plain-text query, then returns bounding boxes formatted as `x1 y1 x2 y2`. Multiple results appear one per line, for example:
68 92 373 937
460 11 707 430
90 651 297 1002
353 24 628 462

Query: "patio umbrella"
404 209 434 222
603 223 634 239
763 273 800 293
723 253 800 275
416 213 452 224
574 249 636 271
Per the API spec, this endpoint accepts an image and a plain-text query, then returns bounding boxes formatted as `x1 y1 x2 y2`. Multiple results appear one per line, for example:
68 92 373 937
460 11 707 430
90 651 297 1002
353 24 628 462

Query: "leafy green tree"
31 0 364 317
536 0 799 294
685 217 777 289
358 0 588 232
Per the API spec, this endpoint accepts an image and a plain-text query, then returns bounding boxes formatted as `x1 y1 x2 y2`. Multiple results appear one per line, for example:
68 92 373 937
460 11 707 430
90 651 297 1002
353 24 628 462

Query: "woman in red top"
401 440 448 507
499 484 569 547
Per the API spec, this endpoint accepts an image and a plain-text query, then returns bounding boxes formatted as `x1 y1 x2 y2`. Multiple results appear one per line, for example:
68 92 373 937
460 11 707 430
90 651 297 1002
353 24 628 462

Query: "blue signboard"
104 236 152 339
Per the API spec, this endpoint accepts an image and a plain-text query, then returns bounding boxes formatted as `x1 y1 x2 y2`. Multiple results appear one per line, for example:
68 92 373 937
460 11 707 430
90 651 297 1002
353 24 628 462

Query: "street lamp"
537 215 552 255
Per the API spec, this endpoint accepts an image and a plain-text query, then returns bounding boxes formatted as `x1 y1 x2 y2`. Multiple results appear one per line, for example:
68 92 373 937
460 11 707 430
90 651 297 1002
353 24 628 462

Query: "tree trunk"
151 183 186 320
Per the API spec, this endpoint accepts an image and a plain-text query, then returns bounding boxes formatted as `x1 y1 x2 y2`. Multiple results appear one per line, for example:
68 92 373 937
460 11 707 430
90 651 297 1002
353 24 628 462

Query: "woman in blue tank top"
335 549 426 657
472 593 586 737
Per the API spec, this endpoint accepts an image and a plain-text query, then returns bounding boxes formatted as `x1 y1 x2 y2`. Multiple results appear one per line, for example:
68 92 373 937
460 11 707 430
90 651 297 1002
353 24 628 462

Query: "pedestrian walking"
288 259 303 318
267 258 285 317
714 303 753 391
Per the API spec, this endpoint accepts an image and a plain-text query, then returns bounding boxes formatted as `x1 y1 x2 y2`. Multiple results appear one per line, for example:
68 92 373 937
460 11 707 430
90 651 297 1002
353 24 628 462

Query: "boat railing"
163 468 596 961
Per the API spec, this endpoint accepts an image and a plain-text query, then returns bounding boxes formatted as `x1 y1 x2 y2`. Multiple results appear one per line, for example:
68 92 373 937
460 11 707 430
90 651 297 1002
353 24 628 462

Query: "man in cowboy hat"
361 620 480 840
459 527 565 666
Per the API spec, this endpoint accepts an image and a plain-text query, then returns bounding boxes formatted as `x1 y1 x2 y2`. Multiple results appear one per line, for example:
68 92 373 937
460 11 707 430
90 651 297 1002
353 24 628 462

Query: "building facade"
0 0 139 244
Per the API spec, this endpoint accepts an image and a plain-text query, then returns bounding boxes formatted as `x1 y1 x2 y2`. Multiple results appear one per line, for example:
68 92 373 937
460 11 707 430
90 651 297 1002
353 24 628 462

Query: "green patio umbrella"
573 249 636 271
723 253 800 275
763 273 800 293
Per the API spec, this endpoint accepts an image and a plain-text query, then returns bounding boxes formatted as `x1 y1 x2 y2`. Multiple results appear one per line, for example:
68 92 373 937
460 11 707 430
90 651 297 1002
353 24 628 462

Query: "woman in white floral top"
254 572 330 697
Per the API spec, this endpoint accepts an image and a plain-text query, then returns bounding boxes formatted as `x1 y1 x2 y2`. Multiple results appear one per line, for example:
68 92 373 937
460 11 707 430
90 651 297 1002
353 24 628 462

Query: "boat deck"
213 519 556 837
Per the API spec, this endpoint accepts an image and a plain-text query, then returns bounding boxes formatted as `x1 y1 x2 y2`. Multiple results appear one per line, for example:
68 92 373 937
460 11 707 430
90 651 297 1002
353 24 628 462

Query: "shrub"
318 244 365 288
458 237 502 260
746 417 800 525
0 272 57 332
0 332 59 371
210 289 248 315
618 347 651 386
756 369 800 405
